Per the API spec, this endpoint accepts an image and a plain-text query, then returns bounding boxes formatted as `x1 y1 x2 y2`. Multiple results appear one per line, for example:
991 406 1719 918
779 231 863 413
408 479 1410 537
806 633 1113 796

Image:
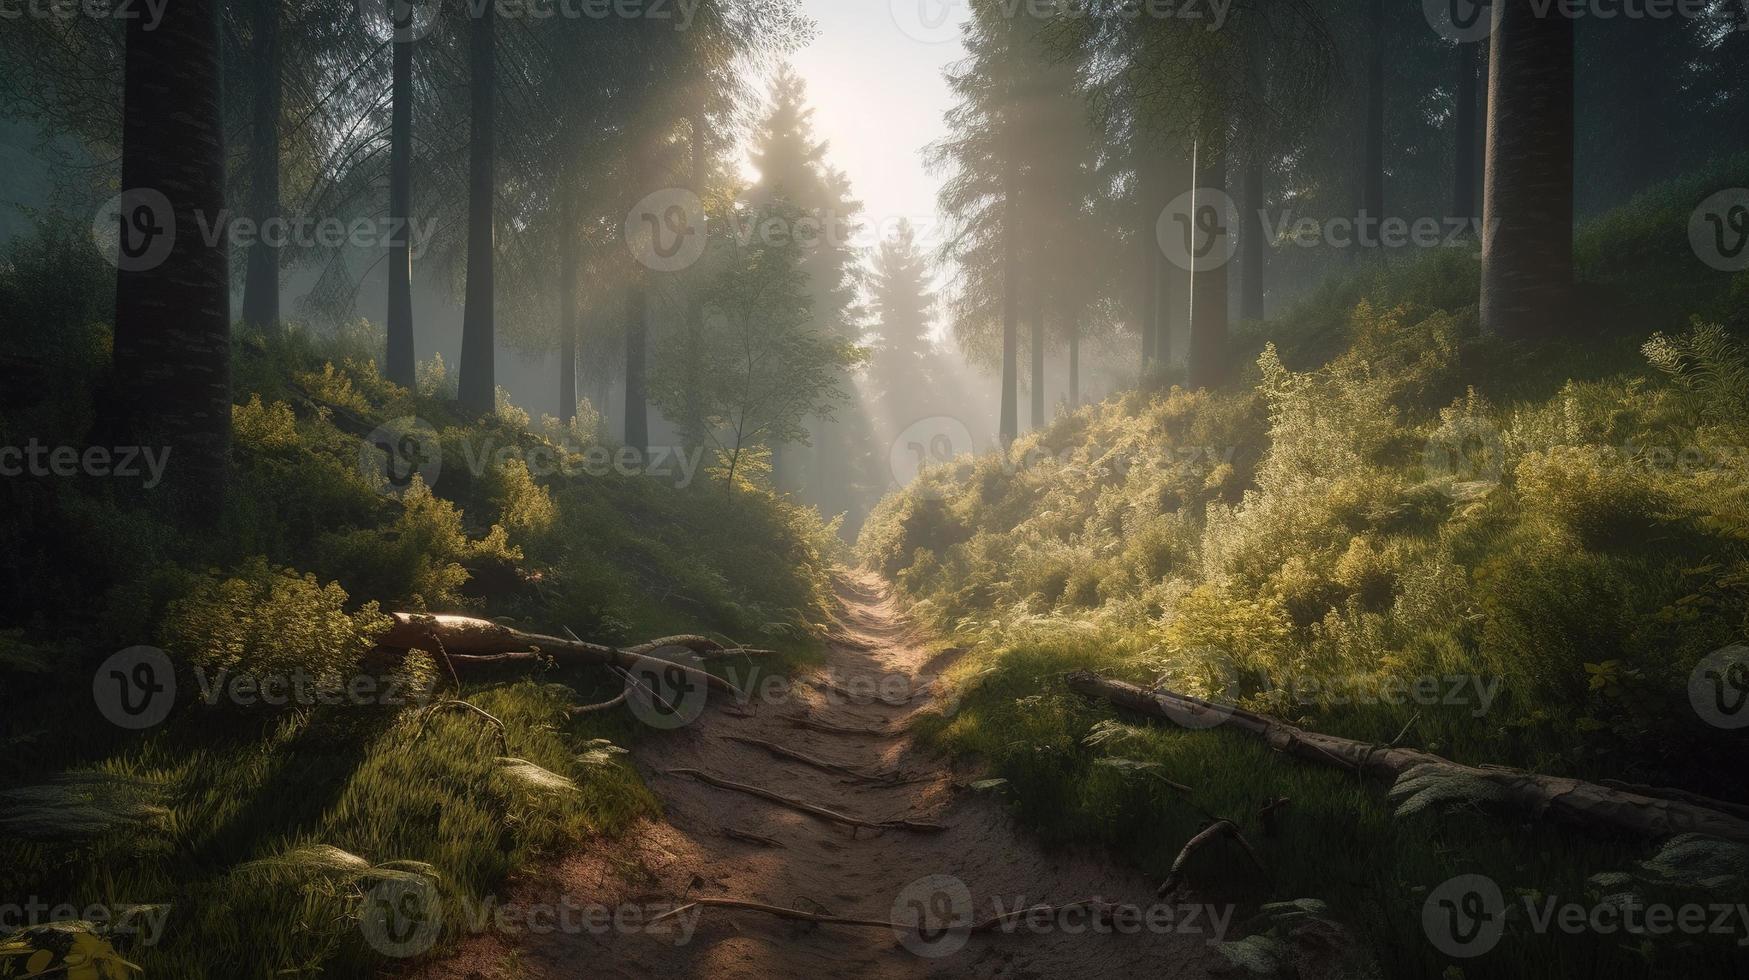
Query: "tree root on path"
664 768 948 835
810 677 927 707
648 896 1120 935
719 735 922 786
785 711 899 739
1068 671 1749 845
722 827 787 848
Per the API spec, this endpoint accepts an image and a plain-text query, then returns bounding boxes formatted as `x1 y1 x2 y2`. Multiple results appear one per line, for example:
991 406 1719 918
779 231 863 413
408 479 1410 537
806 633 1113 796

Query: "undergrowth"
0 217 840 976
863 167 1749 978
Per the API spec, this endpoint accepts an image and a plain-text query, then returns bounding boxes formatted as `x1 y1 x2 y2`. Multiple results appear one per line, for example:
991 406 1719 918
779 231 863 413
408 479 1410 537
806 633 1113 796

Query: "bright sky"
784 0 971 255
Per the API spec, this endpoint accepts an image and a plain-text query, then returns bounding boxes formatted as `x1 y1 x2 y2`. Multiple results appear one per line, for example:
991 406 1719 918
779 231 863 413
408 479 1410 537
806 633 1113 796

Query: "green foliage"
2 283 839 977
651 197 864 494
862 199 1749 977
160 558 393 684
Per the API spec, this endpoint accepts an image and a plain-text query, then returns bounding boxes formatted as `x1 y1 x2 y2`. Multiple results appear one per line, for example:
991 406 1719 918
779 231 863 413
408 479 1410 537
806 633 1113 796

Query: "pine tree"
868 219 937 418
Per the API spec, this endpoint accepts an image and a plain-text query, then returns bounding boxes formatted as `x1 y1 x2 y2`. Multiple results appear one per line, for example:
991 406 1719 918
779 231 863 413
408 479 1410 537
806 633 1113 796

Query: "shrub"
160 557 393 686
1514 445 1669 548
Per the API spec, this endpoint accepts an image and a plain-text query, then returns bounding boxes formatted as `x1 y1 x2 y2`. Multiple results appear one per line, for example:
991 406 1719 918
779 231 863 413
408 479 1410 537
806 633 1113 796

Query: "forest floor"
408 572 1230 979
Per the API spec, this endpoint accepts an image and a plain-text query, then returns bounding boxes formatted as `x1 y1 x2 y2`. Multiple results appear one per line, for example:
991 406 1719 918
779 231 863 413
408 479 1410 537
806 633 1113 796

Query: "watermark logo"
360 878 443 959
93 192 440 272
626 188 707 272
1690 645 1749 730
191 667 438 711
361 417 443 497
356 0 441 42
891 874 975 957
889 416 974 500
1157 187 1239 273
889 874 1236 959
1424 0 1494 42
623 649 710 730
1423 873 1508 957
92 646 176 730
890 0 966 43
1423 416 1505 494
93 189 175 273
1152 646 1238 730
361 888 701 955
1424 872 1749 956
1691 188 1749 273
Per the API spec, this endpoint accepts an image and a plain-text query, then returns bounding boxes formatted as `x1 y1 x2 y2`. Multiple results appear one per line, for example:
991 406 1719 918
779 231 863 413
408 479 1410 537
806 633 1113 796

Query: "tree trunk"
240 0 279 334
385 22 416 389
623 284 648 452
1067 307 1080 408
111 0 231 515
1481 0 1575 338
1453 39 1480 225
457 4 496 416
682 108 708 450
1000 179 1019 445
558 202 578 424
1067 672 1749 846
1240 36 1267 322
1187 138 1229 390
1138 144 1158 374
1240 151 1265 322
1158 144 1194 369
1361 0 1385 251
1029 304 1045 430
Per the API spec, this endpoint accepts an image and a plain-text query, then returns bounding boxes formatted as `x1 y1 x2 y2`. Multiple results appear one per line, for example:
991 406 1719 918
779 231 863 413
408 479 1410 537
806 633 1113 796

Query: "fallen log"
380 613 744 700
1066 671 1749 846
1597 780 1749 823
627 635 777 661
664 768 947 834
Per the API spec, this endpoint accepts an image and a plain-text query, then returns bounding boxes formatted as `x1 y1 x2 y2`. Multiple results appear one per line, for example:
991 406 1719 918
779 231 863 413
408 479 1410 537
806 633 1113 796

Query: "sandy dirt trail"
412 572 1226 979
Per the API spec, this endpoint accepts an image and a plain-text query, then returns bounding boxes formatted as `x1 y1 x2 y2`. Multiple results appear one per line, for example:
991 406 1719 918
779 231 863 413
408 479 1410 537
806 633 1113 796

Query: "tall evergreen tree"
1480 0 1575 339
457 5 497 416
111 0 231 513
868 219 937 419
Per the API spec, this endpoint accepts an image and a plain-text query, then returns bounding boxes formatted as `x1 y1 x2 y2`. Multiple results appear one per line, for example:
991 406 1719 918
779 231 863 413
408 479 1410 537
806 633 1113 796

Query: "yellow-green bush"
160 557 393 685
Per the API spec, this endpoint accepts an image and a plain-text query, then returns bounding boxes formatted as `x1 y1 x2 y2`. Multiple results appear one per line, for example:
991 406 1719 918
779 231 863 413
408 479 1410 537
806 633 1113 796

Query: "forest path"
410 571 1225 979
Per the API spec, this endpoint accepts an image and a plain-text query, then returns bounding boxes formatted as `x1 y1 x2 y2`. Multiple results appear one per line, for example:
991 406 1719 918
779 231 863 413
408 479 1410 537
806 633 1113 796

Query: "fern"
1642 322 1749 420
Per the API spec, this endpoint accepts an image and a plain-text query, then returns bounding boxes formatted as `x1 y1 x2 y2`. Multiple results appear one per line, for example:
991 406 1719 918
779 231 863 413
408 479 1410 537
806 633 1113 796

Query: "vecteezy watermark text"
0 0 166 29
359 880 702 958
890 874 1234 958
359 417 708 498
92 645 437 730
0 900 172 947
1423 873 1749 958
889 0 1233 46
1157 187 1490 273
0 440 171 488
92 190 441 273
